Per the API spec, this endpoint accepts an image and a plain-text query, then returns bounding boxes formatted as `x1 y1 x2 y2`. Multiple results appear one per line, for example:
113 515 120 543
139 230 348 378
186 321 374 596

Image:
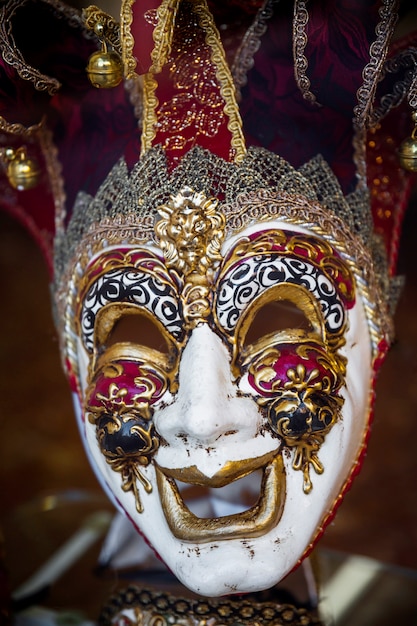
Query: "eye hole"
106 313 169 354
243 300 313 347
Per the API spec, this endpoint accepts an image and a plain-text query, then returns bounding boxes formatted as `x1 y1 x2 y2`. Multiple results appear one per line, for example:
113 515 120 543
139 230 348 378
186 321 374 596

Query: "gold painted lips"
155 454 286 542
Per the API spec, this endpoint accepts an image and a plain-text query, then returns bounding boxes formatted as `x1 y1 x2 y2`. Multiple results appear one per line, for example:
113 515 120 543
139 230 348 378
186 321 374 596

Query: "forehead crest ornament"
155 186 226 326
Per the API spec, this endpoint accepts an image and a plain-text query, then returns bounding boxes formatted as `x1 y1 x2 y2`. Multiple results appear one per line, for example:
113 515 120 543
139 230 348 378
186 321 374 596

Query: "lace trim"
354 0 399 129
0 115 44 137
54 146 378 277
231 0 278 100
292 0 320 107
370 48 417 125
0 0 87 95
55 187 391 371
54 146 393 370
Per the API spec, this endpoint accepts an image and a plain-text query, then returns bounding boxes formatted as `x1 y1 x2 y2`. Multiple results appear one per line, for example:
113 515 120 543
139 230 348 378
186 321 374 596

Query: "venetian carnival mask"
52 0 395 599
55 162 390 596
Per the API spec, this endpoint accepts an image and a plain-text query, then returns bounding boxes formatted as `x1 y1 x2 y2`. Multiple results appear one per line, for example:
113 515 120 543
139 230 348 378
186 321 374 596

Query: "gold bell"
87 39 123 89
5 147 40 190
398 111 417 172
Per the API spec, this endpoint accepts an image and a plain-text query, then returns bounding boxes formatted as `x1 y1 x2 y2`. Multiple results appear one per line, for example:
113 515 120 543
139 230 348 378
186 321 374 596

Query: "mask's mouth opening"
155 456 286 542
176 470 263 518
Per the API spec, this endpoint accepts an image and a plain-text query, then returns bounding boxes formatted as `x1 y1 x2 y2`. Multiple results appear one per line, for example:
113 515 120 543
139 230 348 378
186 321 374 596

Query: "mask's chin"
154 454 286 542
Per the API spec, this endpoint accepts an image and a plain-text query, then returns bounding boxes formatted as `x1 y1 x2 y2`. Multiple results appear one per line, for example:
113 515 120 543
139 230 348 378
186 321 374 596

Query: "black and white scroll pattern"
81 268 183 351
216 255 346 335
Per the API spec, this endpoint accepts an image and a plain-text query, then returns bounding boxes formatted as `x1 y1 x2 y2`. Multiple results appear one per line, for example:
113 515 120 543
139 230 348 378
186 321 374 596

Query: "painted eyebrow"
214 253 346 337
80 266 184 352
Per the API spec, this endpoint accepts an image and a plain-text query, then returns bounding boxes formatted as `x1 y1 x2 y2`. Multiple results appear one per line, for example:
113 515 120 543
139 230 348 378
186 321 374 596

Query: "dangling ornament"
85 18 123 89
398 111 417 172
3 146 40 190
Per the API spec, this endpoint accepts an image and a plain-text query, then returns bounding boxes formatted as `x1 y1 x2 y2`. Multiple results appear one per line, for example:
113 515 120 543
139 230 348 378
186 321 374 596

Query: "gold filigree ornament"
86 354 166 513
155 186 226 327
84 6 124 88
249 344 345 495
87 396 158 513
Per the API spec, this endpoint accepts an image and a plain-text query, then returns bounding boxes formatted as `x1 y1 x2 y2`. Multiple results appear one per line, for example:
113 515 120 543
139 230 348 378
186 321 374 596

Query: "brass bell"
86 40 123 89
398 111 417 172
5 147 40 190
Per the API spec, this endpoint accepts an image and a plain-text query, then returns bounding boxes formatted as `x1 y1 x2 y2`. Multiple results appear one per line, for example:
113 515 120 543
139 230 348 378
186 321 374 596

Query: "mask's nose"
154 324 260 446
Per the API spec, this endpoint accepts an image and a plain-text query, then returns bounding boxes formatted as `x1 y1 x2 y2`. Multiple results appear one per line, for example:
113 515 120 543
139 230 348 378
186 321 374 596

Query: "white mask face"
67 189 377 597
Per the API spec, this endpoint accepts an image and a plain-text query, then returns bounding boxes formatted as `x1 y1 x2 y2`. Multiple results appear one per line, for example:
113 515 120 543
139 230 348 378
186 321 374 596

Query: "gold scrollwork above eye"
217 228 355 358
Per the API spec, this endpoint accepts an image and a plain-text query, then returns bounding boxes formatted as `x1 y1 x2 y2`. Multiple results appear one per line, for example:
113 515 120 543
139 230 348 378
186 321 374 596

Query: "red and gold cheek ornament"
246 342 345 494
85 360 167 512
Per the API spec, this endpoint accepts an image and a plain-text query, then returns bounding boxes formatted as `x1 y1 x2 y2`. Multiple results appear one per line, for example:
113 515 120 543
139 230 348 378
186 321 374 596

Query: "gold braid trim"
140 0 179 147
192 0 246 163
121 0 137 78
354 0 399 129
38 126 67 237
150 0 180 73
408 69 417 111
141 72 160 153
352 0 399 190
82 5 122 56
0 115 44 138
292 0 321 106
121 0 179 79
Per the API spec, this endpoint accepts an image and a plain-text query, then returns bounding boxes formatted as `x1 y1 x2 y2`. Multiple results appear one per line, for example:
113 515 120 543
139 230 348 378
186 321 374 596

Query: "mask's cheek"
240 341 346 494
83 358 167 513
75 339 91 400
332 299 374 473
